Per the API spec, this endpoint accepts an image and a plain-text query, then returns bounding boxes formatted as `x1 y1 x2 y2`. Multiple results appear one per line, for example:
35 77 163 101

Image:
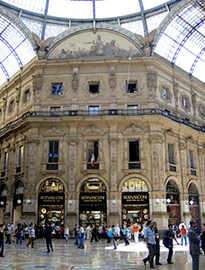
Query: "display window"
122 178 149 227
166 180 180 225
79 178 107 227
188 183 200 231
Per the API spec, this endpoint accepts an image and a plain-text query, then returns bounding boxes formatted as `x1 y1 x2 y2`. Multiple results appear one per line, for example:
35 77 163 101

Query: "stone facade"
0 28 205 231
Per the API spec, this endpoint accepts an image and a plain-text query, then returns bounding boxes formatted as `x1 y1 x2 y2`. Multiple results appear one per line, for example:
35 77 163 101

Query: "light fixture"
190 200 194 205
26 199 31 204
52 182 55 187
69 200 73 205
17 199 21 204
112 200 116 205
155 199 160 204
167 198 171 204
0 201 4 205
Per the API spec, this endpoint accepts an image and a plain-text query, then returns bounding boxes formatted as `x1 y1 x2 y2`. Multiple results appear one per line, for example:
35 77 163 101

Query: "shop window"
24 90 30 103
89 106 99 116
166 180 180 225
126 81 137 93
39 178 64 193
80 178 106 193
47 141 59 170
164 109 170 116
9 100 14 112
87 141 99 169
89 83 99 94
15 181 24 195
129 140 140 169
122 179 148 192
51 83 63 95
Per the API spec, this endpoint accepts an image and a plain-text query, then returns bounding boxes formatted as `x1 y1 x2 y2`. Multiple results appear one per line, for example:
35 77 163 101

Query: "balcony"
87 163 99 170
46 164 58 170
129 162 141 170
170 165 177 172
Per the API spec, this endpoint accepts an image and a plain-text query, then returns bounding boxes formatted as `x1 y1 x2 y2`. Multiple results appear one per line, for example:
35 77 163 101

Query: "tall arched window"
15 181 24 195
166 180 180 225
188 183 200 230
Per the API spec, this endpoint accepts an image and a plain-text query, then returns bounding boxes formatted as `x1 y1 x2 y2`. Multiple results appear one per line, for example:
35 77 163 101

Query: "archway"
38 178 65 232
13 181 24 226
0 184 7 223
166 180 180 225
121 178 149 227
79 178 107 227
188 183 200 231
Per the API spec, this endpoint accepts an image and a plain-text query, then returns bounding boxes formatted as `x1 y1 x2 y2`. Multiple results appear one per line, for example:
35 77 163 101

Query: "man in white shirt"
78 225 84 249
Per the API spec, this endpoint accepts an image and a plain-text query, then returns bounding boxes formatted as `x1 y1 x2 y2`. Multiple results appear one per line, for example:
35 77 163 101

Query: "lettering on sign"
122 192 149 205
80 193 106 205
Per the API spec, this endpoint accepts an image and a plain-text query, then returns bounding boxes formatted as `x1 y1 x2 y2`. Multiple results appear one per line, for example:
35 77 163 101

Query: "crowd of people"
0 220 204 270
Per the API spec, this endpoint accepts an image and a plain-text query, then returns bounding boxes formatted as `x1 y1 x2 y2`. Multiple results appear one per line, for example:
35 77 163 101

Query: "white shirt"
79 227 84 234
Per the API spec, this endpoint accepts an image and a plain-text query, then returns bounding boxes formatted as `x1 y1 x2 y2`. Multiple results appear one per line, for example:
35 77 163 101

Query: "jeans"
74 235 79 245
191 254 199 270
144 244 156 267
46 238 53 252
181 235 187 246
78 236 84 249
16 233 22 245
0 240 4 255
113 237 117 249
65 234 69 242
167 247 173 263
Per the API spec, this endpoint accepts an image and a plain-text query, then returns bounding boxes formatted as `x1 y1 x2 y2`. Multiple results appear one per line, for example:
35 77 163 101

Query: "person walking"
44 222 53 253
201 223 205 256
60 225 64 240
188 220 201 270
153 222 162 266
178 225 187 246
112 225 117 250
55 224 60 239
143 220 156 269
121 224 130 246
78 225 85 249
5 224 11 244
64 226 69 246
90 224 98 242
0 224 5 257
16 223 23 245
74 224 80 245
164 224 179 264
86 225 91 240
132 223 140 243
27 223 35 248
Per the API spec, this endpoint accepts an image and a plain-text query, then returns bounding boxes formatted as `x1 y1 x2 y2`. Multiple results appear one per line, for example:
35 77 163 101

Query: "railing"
1 109 205 135
129 162 141 169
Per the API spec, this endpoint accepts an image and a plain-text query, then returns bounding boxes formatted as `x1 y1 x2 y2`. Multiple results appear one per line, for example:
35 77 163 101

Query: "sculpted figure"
32 32 54 60
134 29 157 56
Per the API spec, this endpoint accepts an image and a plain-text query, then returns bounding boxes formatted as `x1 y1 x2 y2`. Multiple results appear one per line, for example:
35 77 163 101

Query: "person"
0 224 5 257
153 222 162 266
60 225 64 240
112 225 117 250
178 225 187 246
201 223 205 255
64 226 69 245
5 224 11 244
98 225 103 239
121 224 130 246
16 223 23 245
25 224 30 240
143 220 156 269
27 223 35 248
44 222 53 253
114 223 120 244
78 225 85 249
90 224 98 242
132 222 140 243
74 224 80 245
188 220 201 270
179 220 187 230
164 224 179 264
55 224 60 239
106 226 112 243
86 225 91 240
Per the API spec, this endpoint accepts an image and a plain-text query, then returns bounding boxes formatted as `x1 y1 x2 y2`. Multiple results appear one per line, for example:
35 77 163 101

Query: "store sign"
39 193 64 205
122 192 149 205
80 193 106 205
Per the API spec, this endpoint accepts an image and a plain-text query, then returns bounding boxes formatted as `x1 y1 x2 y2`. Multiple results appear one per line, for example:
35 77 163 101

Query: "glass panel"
40 178 64 192
21 18 43 38
122 179 148 192
45 24 68 39
143 0 169 10
89 106 99 115
147 11 168 33
51 83 63 95
122 20 144 36
18 145 24 166
2 0 47 14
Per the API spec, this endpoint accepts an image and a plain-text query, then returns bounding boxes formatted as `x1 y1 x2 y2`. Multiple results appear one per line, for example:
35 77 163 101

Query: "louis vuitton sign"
39 193 64 205
122 192 149 205
80 193 106 205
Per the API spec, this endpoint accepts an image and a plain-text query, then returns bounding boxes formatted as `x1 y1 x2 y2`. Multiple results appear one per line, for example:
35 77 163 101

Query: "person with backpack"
164 224 179 264
143 220 156 269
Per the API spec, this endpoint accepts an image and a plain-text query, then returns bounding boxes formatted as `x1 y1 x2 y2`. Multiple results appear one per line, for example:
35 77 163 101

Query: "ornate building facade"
0 25 205 231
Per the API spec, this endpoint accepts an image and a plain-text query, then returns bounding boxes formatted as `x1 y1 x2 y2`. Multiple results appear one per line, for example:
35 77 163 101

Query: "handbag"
108 231 112 238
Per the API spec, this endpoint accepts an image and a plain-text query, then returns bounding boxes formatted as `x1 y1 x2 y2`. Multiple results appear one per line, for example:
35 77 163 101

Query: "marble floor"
1 238 205 270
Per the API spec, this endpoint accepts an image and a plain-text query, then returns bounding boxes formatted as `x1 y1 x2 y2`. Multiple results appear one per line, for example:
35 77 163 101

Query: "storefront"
13 181 24 226
188 183 200 231
166 180 180 225
122 178 149 227
79 178 107 227
38 178 65 226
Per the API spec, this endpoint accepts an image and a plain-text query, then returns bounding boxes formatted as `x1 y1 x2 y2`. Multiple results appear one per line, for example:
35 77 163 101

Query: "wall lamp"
26 199 31 204
155 199 160 204
166 198 171 204
17 199 21 204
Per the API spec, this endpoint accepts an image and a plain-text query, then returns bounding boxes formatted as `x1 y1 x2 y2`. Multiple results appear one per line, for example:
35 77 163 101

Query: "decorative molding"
83 76 105 98
46 78 68 99
122 124 145 135
121 75 142 97
82 125 103 136
42 127 65 137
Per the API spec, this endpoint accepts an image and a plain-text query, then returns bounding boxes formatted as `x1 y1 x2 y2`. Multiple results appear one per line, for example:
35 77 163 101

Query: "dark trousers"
113 237 117 249
191 254 199 270
155 244 160 264
0 240 4 255
123 235 129 245
144 244 156 267
74 235 78 245
167 247 173 263
27 237 34 248
6 234 11 244
90 234 98 242
46 238 53 252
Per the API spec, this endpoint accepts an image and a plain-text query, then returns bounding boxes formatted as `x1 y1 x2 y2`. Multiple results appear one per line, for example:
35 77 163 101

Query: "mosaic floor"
1 238 205 270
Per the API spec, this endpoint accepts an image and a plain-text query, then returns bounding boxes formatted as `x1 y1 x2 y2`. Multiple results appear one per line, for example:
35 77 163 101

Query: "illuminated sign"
39 193 64 205
122 192 149 205
80 192 106 205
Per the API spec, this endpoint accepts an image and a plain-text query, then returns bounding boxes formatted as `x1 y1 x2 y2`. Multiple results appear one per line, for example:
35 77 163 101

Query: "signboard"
39 193 64 205
80 192 106 205
122 192 149 205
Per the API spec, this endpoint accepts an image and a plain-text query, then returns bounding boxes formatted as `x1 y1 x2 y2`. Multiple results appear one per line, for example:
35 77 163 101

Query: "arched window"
122 178 148 192
15 181 24 195
0 184 7 197
188 183 200 230
166 180 180 225
80 178 106 193
39 178 65 193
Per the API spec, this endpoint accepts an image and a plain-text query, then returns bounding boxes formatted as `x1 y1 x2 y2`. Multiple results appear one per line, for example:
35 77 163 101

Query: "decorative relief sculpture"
134 29 157 56
152 144 159 189
69 144 76 186
32 74 43 102
192 93 197 110
72 73 79 91
2 98 6 112
28 143 37 191
109 71 116 89
147 71 157 97
32 32 54 60
110 142 117 191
